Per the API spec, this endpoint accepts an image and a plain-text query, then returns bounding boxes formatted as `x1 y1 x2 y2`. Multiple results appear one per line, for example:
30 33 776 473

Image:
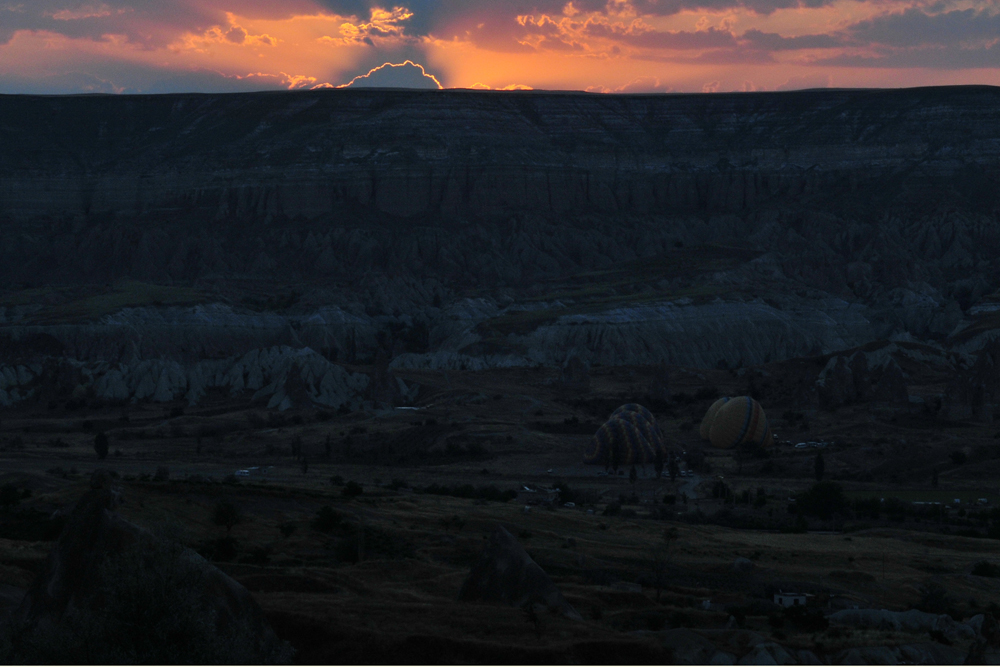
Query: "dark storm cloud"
739 28 842 50
629 0 837 15
816 43 1000 69
846 6 1000 48
811 6 1000 69
585 21 738 49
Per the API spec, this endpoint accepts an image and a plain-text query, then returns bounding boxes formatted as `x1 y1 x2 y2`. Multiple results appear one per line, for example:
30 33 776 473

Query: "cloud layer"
0 0 998 94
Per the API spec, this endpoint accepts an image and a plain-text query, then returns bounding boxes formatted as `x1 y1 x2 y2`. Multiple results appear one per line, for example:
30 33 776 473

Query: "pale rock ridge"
828 608 976 643
1 347 374 411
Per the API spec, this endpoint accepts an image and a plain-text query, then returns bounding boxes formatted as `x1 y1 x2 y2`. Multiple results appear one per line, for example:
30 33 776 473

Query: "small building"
774 591 811 607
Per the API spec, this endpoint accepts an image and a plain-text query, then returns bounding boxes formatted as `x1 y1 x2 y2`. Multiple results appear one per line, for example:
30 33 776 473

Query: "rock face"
10 470 290 663
0 345 371 411
3 88 1000 386
816 348 912 409
458 524 582 621
942 338 1000 422
828 608 976 644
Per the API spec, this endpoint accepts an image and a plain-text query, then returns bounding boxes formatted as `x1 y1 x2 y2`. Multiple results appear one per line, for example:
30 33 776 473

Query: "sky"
1 0 999 94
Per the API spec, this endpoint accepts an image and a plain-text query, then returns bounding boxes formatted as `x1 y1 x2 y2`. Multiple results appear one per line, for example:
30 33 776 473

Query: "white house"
774 591 810 607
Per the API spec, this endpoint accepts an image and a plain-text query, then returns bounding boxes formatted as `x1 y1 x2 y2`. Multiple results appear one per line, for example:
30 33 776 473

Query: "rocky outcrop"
3 88 1000 376
10 470 291 663
831 642 966 665
816 347 912 409
458 524 581 621
0 345 372 411
828 608 976 644
941 338 1000 422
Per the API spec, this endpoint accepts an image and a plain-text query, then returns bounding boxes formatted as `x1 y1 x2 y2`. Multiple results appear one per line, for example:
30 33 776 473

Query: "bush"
796 482 848 521
201 536 239 562
342 481 363 498
311 506 342 533
93 432 109 460
914 582 959 617
416 483 516 503
783 605 828 633
951 451 968 465
212 501 242 534
153 466 170 482
973 561 1000 577
278 522 296 538
0 484 20 510
694 386 719 401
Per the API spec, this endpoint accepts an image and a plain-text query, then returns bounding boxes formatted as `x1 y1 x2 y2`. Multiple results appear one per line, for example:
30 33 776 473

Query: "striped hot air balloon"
583 417 655 467
609 403 667 455
699 397 730 440
610 409 665 462
708 396 773 449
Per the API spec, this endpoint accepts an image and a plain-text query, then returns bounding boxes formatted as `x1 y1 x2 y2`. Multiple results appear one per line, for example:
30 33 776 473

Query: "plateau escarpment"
1 86 1000 409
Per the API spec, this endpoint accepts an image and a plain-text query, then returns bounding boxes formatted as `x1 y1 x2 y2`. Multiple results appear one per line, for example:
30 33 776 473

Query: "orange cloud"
321 6 414 46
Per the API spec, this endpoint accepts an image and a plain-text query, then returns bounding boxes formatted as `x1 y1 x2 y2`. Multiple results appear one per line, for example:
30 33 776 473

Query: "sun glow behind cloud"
0 0 998 94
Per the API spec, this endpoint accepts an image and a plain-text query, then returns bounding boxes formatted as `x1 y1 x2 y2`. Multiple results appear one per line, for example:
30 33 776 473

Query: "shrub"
694 386 719 401
0 484 20 510
278 522 296 538
153 466 170 482
342 481 363 498
211 501 242 534
311 506 342 533
796 482 848 521
783 605 828 633
972 561 1000 577
93 432 109 460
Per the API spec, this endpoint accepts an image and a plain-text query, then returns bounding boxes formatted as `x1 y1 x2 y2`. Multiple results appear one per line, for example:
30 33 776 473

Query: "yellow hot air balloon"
708 396 773 449
700 397 730 440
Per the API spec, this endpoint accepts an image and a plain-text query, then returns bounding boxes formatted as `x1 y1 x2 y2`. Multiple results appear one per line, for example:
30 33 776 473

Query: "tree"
0 484 19 510
650 527 679 602
301 457 309 475
814 452 825 482
212 501 242 535
93 432 109 460
668 455 679 483
797 481 847 521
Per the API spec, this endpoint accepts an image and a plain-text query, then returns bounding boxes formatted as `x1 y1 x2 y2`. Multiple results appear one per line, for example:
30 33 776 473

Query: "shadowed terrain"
1 86 1000 663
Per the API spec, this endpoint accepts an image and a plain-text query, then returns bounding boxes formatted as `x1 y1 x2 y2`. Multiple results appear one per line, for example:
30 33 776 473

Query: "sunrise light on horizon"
1 0 999 94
